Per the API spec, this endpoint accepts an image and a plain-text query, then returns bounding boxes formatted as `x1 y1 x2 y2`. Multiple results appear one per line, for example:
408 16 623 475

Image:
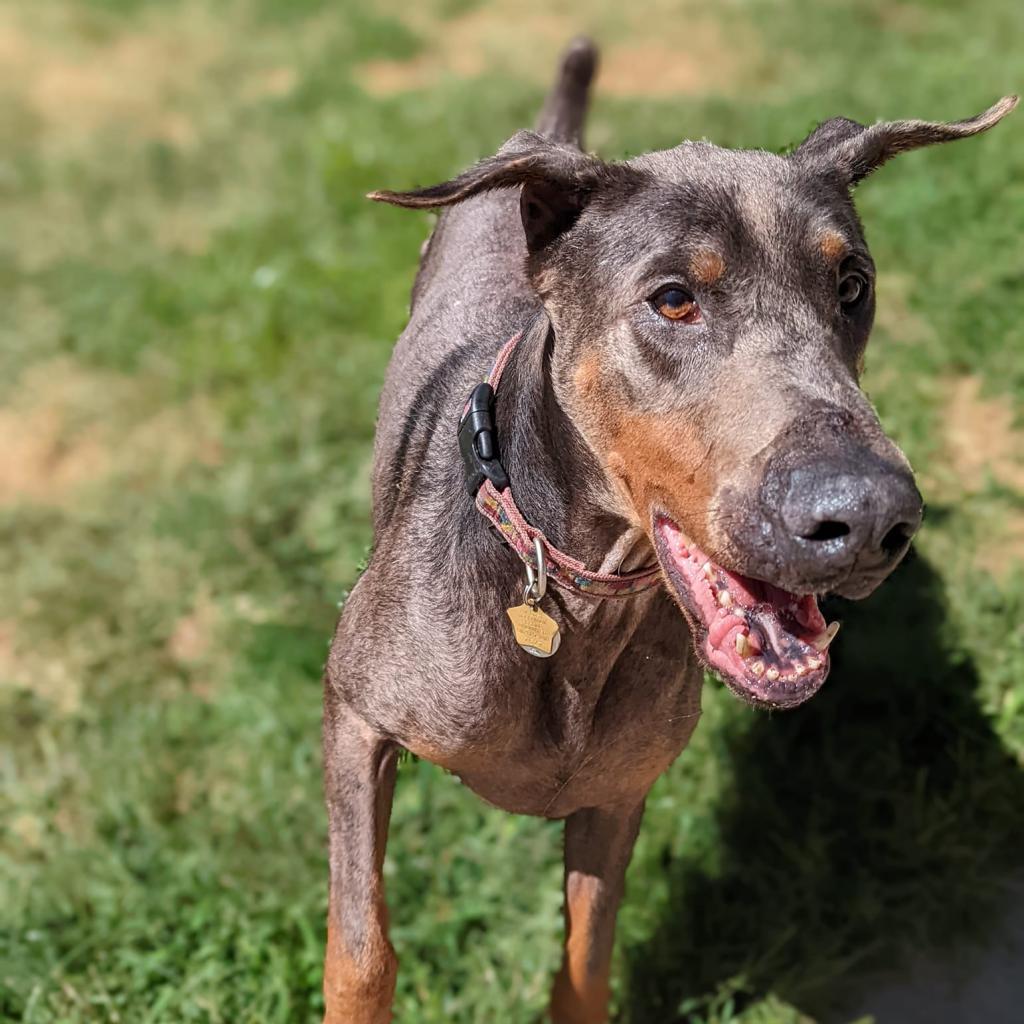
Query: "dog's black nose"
776 454 923 587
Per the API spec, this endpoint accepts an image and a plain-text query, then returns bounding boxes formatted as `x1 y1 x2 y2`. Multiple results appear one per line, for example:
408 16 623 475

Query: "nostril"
881 521 914 556
800 520 851 542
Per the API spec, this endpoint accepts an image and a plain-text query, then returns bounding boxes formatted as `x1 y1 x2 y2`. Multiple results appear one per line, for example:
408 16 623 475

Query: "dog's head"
373 97 1017 708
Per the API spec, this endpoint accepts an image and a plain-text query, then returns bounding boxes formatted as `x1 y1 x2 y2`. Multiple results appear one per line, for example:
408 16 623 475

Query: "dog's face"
372 97 1016 708
540 143 921 708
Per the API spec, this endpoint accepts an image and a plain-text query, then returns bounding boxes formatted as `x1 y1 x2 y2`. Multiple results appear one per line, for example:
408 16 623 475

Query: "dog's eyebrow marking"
689 249 726 286
818 230 847 263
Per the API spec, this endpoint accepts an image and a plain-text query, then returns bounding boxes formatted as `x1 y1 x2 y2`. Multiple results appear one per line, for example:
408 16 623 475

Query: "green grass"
2 0 1023 1021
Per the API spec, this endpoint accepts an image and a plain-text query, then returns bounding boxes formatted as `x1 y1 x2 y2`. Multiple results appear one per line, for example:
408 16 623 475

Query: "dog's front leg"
550 801 646 1024
322 705 398 1024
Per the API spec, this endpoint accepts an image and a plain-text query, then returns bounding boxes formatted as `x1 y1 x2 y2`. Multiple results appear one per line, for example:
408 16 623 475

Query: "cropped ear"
368 130 614 252
793 95 1018 185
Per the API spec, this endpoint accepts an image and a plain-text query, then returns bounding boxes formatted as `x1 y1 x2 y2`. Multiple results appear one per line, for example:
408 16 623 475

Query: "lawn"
1 0 1023 1022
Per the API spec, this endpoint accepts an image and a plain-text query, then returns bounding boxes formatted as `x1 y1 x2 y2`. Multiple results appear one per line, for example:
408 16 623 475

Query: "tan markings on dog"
573 355 603 397
323 918 397 1024
819 230 847 263
608 412 718 550
572 356 626 448
689 249 726 286
550 874 611 1024
572 356 721 547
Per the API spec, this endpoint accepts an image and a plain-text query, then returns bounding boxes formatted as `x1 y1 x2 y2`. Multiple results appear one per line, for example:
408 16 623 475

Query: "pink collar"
463 332 662 599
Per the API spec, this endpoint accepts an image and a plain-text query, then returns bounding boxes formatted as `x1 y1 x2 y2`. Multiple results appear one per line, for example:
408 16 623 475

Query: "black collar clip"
458 382 510 496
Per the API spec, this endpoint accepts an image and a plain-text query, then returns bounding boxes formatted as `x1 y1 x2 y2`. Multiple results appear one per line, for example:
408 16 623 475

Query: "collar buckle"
458 382 510 495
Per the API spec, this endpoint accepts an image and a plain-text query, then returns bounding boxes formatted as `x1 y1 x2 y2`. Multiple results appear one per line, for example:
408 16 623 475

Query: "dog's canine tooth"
718 590 733 608
811 621 841 651
735 632 751 657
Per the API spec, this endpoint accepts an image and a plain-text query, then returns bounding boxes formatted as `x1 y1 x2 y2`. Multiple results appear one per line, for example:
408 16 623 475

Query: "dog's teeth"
717 590 732 608
702 561 713 578
766 667 779 681
811 621 841 652
794 663 807 677
807 656 822 670
735 632 751 657
750 660 765 677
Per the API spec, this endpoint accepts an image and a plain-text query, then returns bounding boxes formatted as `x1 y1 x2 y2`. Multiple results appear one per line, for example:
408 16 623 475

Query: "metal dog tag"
507 603 561 658
507 537 561 658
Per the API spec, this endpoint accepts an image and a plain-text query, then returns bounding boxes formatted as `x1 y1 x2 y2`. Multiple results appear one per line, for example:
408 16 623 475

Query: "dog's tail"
534 37 598 149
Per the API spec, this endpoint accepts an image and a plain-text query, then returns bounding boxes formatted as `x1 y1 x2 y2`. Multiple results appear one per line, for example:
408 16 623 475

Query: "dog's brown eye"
838 269 868 308
652 287 701 323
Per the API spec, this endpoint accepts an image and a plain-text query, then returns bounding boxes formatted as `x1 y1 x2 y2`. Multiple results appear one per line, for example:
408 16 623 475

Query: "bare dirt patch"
0 2 309 154
936 375 1024 579
167 590 220 666
0 618 82 714
594 24 748 99
944 376 1024 494
975 515 1024 579
0 359 223 509
0 362 112 506
0 6 220 149
166 588 227 701
1 3 314 267
357 1 763 100
358 7 574 96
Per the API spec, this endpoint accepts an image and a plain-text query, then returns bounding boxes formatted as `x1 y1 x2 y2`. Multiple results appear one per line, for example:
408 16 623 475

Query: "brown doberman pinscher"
322 38 1016 1023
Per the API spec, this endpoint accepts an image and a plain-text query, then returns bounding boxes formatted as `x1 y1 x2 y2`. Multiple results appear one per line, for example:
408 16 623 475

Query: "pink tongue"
797 594 827 632
709 613 738 647
718 568 759 609
657 515 825 652
758 611 791 654
721 569 825 636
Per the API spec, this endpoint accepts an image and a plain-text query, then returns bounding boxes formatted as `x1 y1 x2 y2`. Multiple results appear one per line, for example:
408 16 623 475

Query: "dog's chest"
411 591 704 817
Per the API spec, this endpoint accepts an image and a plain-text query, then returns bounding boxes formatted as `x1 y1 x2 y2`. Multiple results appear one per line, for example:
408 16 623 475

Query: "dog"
321 38 1016 1024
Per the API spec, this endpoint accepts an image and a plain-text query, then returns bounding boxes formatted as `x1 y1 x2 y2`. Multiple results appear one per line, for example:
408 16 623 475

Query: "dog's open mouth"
653 514 838 708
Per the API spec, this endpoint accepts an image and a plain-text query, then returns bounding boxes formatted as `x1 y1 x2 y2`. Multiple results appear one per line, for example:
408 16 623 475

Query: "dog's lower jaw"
653 513 834 708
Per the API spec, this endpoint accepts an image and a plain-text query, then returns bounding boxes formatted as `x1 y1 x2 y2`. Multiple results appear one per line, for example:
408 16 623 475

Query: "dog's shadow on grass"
624 549 1024 1022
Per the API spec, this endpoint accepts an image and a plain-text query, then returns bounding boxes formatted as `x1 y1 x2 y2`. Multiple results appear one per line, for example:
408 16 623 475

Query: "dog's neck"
493 312 653 578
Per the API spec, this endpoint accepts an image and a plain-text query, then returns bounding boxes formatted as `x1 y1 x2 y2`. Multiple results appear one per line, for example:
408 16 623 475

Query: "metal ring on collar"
523 537 547 606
